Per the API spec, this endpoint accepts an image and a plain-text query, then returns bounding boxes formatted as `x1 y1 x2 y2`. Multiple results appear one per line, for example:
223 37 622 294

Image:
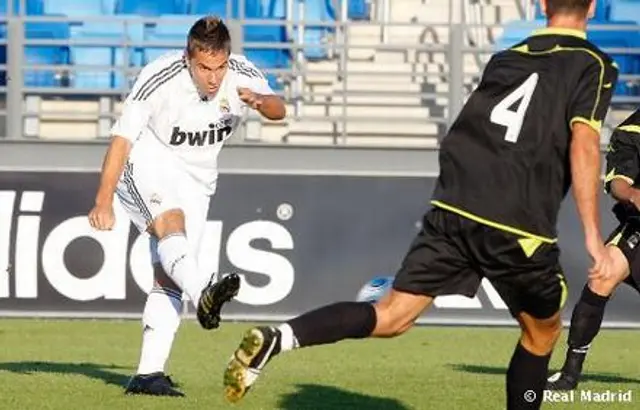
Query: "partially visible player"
221 1 618 409
547 109 640 390
88 16 286 397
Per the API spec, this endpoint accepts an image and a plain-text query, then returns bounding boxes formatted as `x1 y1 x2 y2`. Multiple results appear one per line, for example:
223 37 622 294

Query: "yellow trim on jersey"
510 45 607 132
430 200 558 243
607 230 624 247
532 27 587 40
518 237 543 258
618 124 640 134
557 273 568 310
571 116 602 133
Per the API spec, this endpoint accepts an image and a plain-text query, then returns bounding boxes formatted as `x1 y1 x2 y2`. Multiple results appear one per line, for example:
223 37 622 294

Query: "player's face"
188 49 229 98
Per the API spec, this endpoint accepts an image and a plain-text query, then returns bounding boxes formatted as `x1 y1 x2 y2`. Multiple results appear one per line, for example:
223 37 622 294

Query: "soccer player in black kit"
222 1 619 408
547 109 640 391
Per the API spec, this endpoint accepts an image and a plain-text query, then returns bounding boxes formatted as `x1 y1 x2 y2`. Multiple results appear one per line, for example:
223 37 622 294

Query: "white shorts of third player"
115 156 212 271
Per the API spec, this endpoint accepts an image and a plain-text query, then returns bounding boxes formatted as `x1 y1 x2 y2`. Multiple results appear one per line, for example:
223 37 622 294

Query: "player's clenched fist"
88 203 115 231
237 87 263 110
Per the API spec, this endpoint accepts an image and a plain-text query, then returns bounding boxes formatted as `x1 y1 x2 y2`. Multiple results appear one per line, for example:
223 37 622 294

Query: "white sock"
137 287 183 375
157 234 209 308
277 323 299 352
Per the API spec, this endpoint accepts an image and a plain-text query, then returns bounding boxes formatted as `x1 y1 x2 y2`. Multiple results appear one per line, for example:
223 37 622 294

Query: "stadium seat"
326 0 370 21
190 0 262 18
24 20 70 87
588 19 640 96
69 23 144 89
115 0 187 16
493 19 544 51
268 0 334 60
610 0 640 24
244 48 287 90
0 0 43 15
142 16 190 64
42 0 109 16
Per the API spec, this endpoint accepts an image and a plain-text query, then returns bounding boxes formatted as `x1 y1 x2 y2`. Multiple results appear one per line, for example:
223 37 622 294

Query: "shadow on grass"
0 361 132 387
278 383 410 410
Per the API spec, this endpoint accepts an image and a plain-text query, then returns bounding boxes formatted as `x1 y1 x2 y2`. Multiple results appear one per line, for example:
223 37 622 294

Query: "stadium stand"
0 0 638 145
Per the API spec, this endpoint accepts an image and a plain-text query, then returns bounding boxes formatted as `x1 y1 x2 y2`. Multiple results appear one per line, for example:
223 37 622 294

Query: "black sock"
286 302 377 348
563 284 609 375
506 343 551 410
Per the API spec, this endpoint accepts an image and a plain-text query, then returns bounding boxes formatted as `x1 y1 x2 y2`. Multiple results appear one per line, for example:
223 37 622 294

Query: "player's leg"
114 170 185 396
474 226 566 410
223 208 479 403
223 291 433 403
123 160 239 329
547 226 633 390
152 208 239 328
126 259 185 397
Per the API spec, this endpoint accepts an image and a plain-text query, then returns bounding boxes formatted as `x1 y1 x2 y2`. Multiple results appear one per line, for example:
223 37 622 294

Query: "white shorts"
115 158 212 264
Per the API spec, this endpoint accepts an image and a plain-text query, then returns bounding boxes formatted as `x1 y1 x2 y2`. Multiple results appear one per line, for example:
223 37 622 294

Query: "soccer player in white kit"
87 16 286 397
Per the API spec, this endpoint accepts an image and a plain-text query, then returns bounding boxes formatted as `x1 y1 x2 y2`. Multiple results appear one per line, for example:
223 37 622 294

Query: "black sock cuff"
514 342 551 362
582 284 610 307
360 302 377 337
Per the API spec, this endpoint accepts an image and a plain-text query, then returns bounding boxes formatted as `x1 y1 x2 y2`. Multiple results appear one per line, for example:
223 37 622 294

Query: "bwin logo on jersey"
169 123 232 146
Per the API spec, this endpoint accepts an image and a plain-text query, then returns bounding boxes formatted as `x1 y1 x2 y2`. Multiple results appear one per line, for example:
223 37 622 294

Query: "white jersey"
111 51 274 195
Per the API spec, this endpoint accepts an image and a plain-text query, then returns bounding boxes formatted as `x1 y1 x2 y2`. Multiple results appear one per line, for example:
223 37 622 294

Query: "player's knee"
520 313 562 355
152 208 186 238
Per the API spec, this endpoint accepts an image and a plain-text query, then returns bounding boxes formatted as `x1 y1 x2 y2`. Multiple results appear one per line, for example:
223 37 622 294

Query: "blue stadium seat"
43 0 110 16
115 0 187 16
268 0 334 60
494 19 544 51
143 16 190 64
244 48 287 90
190 0 263 18
0 0 43 15
24 20 70 87
2 0 43 14
326 0 369 21
610 0 640 24
69 23 144 89
588 19 640 96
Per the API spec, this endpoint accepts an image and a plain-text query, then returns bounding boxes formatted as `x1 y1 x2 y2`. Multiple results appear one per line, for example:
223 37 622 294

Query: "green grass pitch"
0 319 638 409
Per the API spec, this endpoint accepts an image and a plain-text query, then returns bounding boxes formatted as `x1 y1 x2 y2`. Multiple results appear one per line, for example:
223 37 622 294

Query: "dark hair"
187 16 231 56
545 0 592 17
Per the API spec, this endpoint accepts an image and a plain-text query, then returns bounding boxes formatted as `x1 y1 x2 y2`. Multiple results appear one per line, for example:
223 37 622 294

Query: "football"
356 276 394 303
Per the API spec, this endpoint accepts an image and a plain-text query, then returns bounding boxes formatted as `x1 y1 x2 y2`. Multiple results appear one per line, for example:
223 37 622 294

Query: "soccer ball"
356 276 394 303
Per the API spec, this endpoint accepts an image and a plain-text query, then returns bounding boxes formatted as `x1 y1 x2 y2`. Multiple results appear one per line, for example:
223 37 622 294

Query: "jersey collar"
531 27 587 40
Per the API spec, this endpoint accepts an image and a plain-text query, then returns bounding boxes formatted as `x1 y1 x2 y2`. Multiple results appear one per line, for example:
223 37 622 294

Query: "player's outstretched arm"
237 87 286 120
88 135 132 230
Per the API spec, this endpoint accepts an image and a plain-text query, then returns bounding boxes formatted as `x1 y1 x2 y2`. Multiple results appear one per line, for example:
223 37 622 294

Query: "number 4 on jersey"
490 73 539 143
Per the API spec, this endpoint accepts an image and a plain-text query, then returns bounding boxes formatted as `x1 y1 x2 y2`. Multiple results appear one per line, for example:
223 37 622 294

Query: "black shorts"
393 208 567 319
606 222 640 292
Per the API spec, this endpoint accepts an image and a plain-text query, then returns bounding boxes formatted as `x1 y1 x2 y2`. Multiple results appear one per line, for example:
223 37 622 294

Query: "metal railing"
1 1 639 146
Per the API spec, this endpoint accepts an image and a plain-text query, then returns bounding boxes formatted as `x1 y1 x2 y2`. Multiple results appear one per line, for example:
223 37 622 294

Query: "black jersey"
604 109 640 223
431 27 618 242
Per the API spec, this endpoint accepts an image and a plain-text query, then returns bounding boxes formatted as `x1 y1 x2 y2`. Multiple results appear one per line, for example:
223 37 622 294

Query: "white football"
356 276 394 303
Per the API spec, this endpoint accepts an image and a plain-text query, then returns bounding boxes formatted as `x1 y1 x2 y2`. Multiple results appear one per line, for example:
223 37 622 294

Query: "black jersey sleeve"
605 112 640 193
569 58 618 133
